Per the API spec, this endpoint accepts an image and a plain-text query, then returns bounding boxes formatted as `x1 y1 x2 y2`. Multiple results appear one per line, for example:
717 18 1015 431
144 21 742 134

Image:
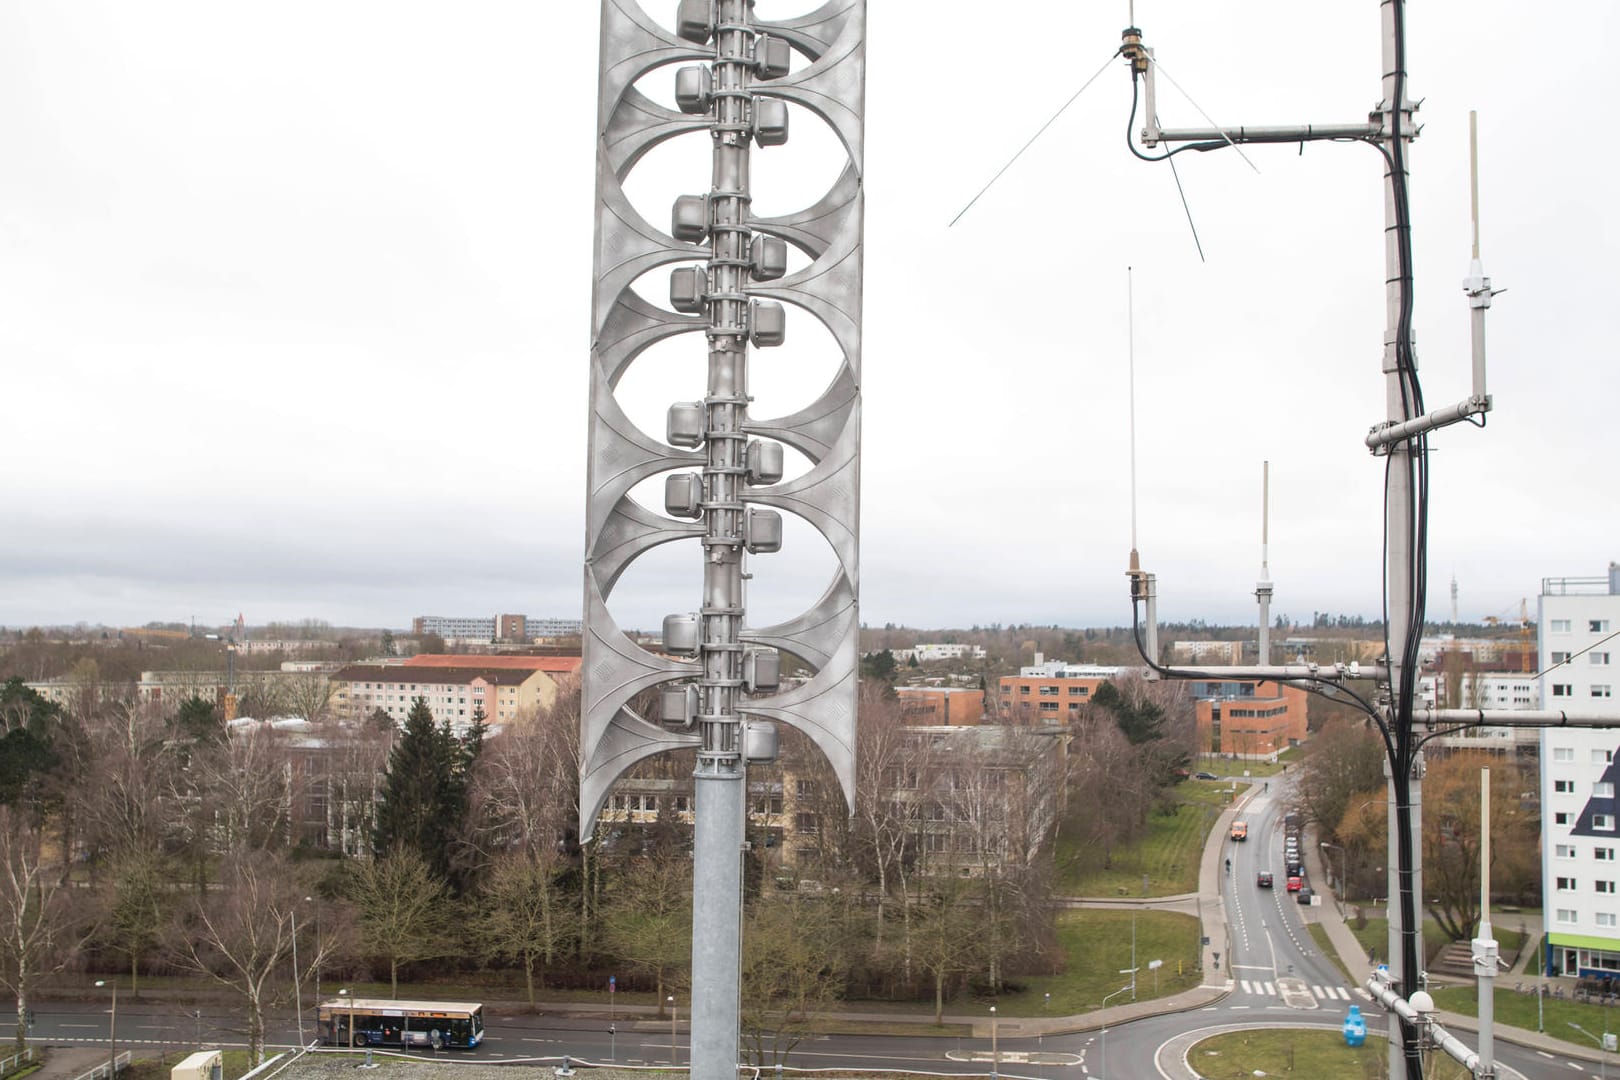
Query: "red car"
1286 875 1303 892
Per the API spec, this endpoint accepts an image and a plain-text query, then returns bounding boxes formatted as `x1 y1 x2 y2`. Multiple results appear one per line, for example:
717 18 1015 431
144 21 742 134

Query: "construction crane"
1481 599 1533 674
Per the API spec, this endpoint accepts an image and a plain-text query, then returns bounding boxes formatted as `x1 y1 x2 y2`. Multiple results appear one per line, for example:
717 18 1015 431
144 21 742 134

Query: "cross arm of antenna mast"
1154 122 1381 145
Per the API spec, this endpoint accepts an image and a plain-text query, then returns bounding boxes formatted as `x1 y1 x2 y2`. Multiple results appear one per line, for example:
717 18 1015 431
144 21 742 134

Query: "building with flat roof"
895 686 985 726
1538 566 1620 978
331 657 567 731
412 614 583 643
1188 679 1308 761
997 663 1124 725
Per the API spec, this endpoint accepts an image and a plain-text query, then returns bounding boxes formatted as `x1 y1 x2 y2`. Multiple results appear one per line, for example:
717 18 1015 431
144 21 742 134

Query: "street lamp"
667 997 677 1066
338 988 354 1050
290 906 304 1047
1320 841 1348 918
1570 1022 1614 1080
304 896 322 1006
93 981 117 1079
1100 983 1133 1080
989 1005 998 1080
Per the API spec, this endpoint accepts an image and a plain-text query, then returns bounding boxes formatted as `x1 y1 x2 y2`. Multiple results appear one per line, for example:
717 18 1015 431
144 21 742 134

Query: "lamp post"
989 1005 998 1080
1570 1022 1612 1080
1320 842 1348 918
338 988 353 1050
290 907 304 1047
93 981 117 1078
304 896 321 1007
667 997 677 1067
1100 983 1133 1078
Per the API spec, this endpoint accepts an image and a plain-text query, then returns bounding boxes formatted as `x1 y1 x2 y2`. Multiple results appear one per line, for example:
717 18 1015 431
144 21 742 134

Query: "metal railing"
70 1051 131 1080
0 1049 35 1077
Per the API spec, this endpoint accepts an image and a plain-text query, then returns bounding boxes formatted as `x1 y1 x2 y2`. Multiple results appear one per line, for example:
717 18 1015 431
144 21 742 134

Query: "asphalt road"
24 782 1597 1078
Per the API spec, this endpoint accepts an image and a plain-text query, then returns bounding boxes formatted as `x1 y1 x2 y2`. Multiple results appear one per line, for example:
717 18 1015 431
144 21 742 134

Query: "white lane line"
1538 1050 1556 1058
1263 982 1275 995
1240 980 1253 994
61 1024 100 1029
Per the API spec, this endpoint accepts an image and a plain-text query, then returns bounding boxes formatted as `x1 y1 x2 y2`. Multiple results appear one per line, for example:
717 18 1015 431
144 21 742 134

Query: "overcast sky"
2 1 1615 635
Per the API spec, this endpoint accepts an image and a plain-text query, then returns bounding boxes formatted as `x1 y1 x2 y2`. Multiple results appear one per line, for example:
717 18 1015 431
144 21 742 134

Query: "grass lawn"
1190 1029 1472 1079
989 909 1202 1015
1055 781 1247 897
1307 923 1356 984
1347 917 1526 967
1430 984 1620 1050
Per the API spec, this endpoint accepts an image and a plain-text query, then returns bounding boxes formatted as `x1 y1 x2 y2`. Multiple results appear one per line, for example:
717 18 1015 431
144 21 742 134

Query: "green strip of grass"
1348 917 1526 966
1307 923 1356 985
990 909 1202 1015
1056 781 1247 897
1190 1029 1471 1079
1429 984 1617 1053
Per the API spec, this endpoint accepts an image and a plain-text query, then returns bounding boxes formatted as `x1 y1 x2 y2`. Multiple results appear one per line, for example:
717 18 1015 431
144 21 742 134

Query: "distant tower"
581 4 865 1079
1450 574 1458 626
1255 461 1274 663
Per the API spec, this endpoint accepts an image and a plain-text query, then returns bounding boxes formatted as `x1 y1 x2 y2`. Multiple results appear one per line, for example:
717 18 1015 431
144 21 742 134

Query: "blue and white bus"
316 999 485 1050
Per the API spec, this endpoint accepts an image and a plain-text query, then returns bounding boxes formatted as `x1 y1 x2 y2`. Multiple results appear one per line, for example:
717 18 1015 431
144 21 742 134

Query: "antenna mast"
1256 461 1273 664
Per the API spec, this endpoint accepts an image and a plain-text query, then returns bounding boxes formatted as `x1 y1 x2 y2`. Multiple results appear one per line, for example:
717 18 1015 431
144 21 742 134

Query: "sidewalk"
1303 838 1607 1068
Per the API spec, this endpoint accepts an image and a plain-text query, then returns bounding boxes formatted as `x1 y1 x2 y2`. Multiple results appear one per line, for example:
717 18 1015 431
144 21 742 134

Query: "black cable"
1125 72 1227 162
1129 598 1388 732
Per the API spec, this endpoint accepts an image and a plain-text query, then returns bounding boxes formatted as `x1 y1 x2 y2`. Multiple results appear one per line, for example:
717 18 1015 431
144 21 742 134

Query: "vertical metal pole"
291 910 304 1047
690 4 752 1077
1378 1 1421 1074
1476 768 1497 1078
1256 461 1272 664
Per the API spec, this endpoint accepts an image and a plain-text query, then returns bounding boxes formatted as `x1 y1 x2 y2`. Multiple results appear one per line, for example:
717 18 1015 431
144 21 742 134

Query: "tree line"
0 665 1201 1063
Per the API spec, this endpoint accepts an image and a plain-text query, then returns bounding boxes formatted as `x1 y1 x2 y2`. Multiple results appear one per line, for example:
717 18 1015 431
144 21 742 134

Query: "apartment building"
1539 566 1620 977
997 661 1122 724
895 686 985 726
412 614 583 642
332 653 576 731
1190 678 1309 761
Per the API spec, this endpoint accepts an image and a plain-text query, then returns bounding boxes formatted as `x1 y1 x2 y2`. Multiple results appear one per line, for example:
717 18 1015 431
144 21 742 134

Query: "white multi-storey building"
1539 565 1620 978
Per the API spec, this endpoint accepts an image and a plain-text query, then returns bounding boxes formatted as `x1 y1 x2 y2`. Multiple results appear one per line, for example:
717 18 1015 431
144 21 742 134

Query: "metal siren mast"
582 3 865 1077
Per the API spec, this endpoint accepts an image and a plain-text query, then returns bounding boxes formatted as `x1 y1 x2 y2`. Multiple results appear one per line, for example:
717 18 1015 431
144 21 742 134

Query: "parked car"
1297 886 1315 905
1286 860 1304 877
1193 771 1218 781
1286 875 1303 892
1257 871 1274 888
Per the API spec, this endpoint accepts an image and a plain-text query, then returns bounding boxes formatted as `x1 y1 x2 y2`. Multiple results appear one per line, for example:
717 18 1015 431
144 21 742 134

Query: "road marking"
1537 1050 1556 1058
62 1024 100 1029
1262 982 1275 995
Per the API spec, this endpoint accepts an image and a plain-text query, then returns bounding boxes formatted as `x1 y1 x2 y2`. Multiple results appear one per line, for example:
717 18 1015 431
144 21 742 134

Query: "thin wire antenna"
1148 56 1262 174
948 51 1119 227
1164 149 1206 261
1128 266 1138 553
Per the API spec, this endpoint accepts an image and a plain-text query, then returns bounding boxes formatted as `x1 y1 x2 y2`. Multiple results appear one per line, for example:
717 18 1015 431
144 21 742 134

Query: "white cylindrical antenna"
1128 266 1138 557
1464 109 1493 404
1470 111 1481 261
1261 460 1270 578
1256 460 1273 664
1479 767 1491 936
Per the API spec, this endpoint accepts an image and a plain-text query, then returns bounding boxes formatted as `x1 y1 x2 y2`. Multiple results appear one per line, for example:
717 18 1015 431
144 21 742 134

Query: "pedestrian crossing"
1238 979 1355 1001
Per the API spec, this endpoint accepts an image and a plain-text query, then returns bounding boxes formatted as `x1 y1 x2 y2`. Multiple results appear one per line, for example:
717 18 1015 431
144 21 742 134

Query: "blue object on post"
1343 1005 1367 1047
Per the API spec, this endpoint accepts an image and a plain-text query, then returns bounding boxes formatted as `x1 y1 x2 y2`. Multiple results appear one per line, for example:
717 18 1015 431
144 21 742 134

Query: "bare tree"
477 850 574 1007
99 850 168 997
77 699 172 867
739 892 848 1064
0 807 74 1050
348 849 454 997
597 850 691 1016
168 853 329 1064
282 672 335 725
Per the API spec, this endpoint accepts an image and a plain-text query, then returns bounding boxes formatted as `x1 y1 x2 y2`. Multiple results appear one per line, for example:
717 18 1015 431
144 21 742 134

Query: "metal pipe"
691 5 753 1077
1365 395 1490 449
1155 661 1384 682
1421 708 1620 728
1154 122 1380 144
1365 975 1483 1074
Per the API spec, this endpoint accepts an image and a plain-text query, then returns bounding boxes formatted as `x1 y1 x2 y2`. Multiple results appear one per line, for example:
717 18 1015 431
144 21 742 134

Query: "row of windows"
1549 619 1613 634
1552 747 1616 764
1553 780 1616 797
1555 843 1618 860
1555 877 1618 894
1554 811 1616 830
1550 652 1612 666
1007 685 1090 696
1550 685 1613 698
1557 908 1619 928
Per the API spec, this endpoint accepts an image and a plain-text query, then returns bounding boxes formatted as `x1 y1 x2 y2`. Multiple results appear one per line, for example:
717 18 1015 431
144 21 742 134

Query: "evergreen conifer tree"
373 697 459 878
